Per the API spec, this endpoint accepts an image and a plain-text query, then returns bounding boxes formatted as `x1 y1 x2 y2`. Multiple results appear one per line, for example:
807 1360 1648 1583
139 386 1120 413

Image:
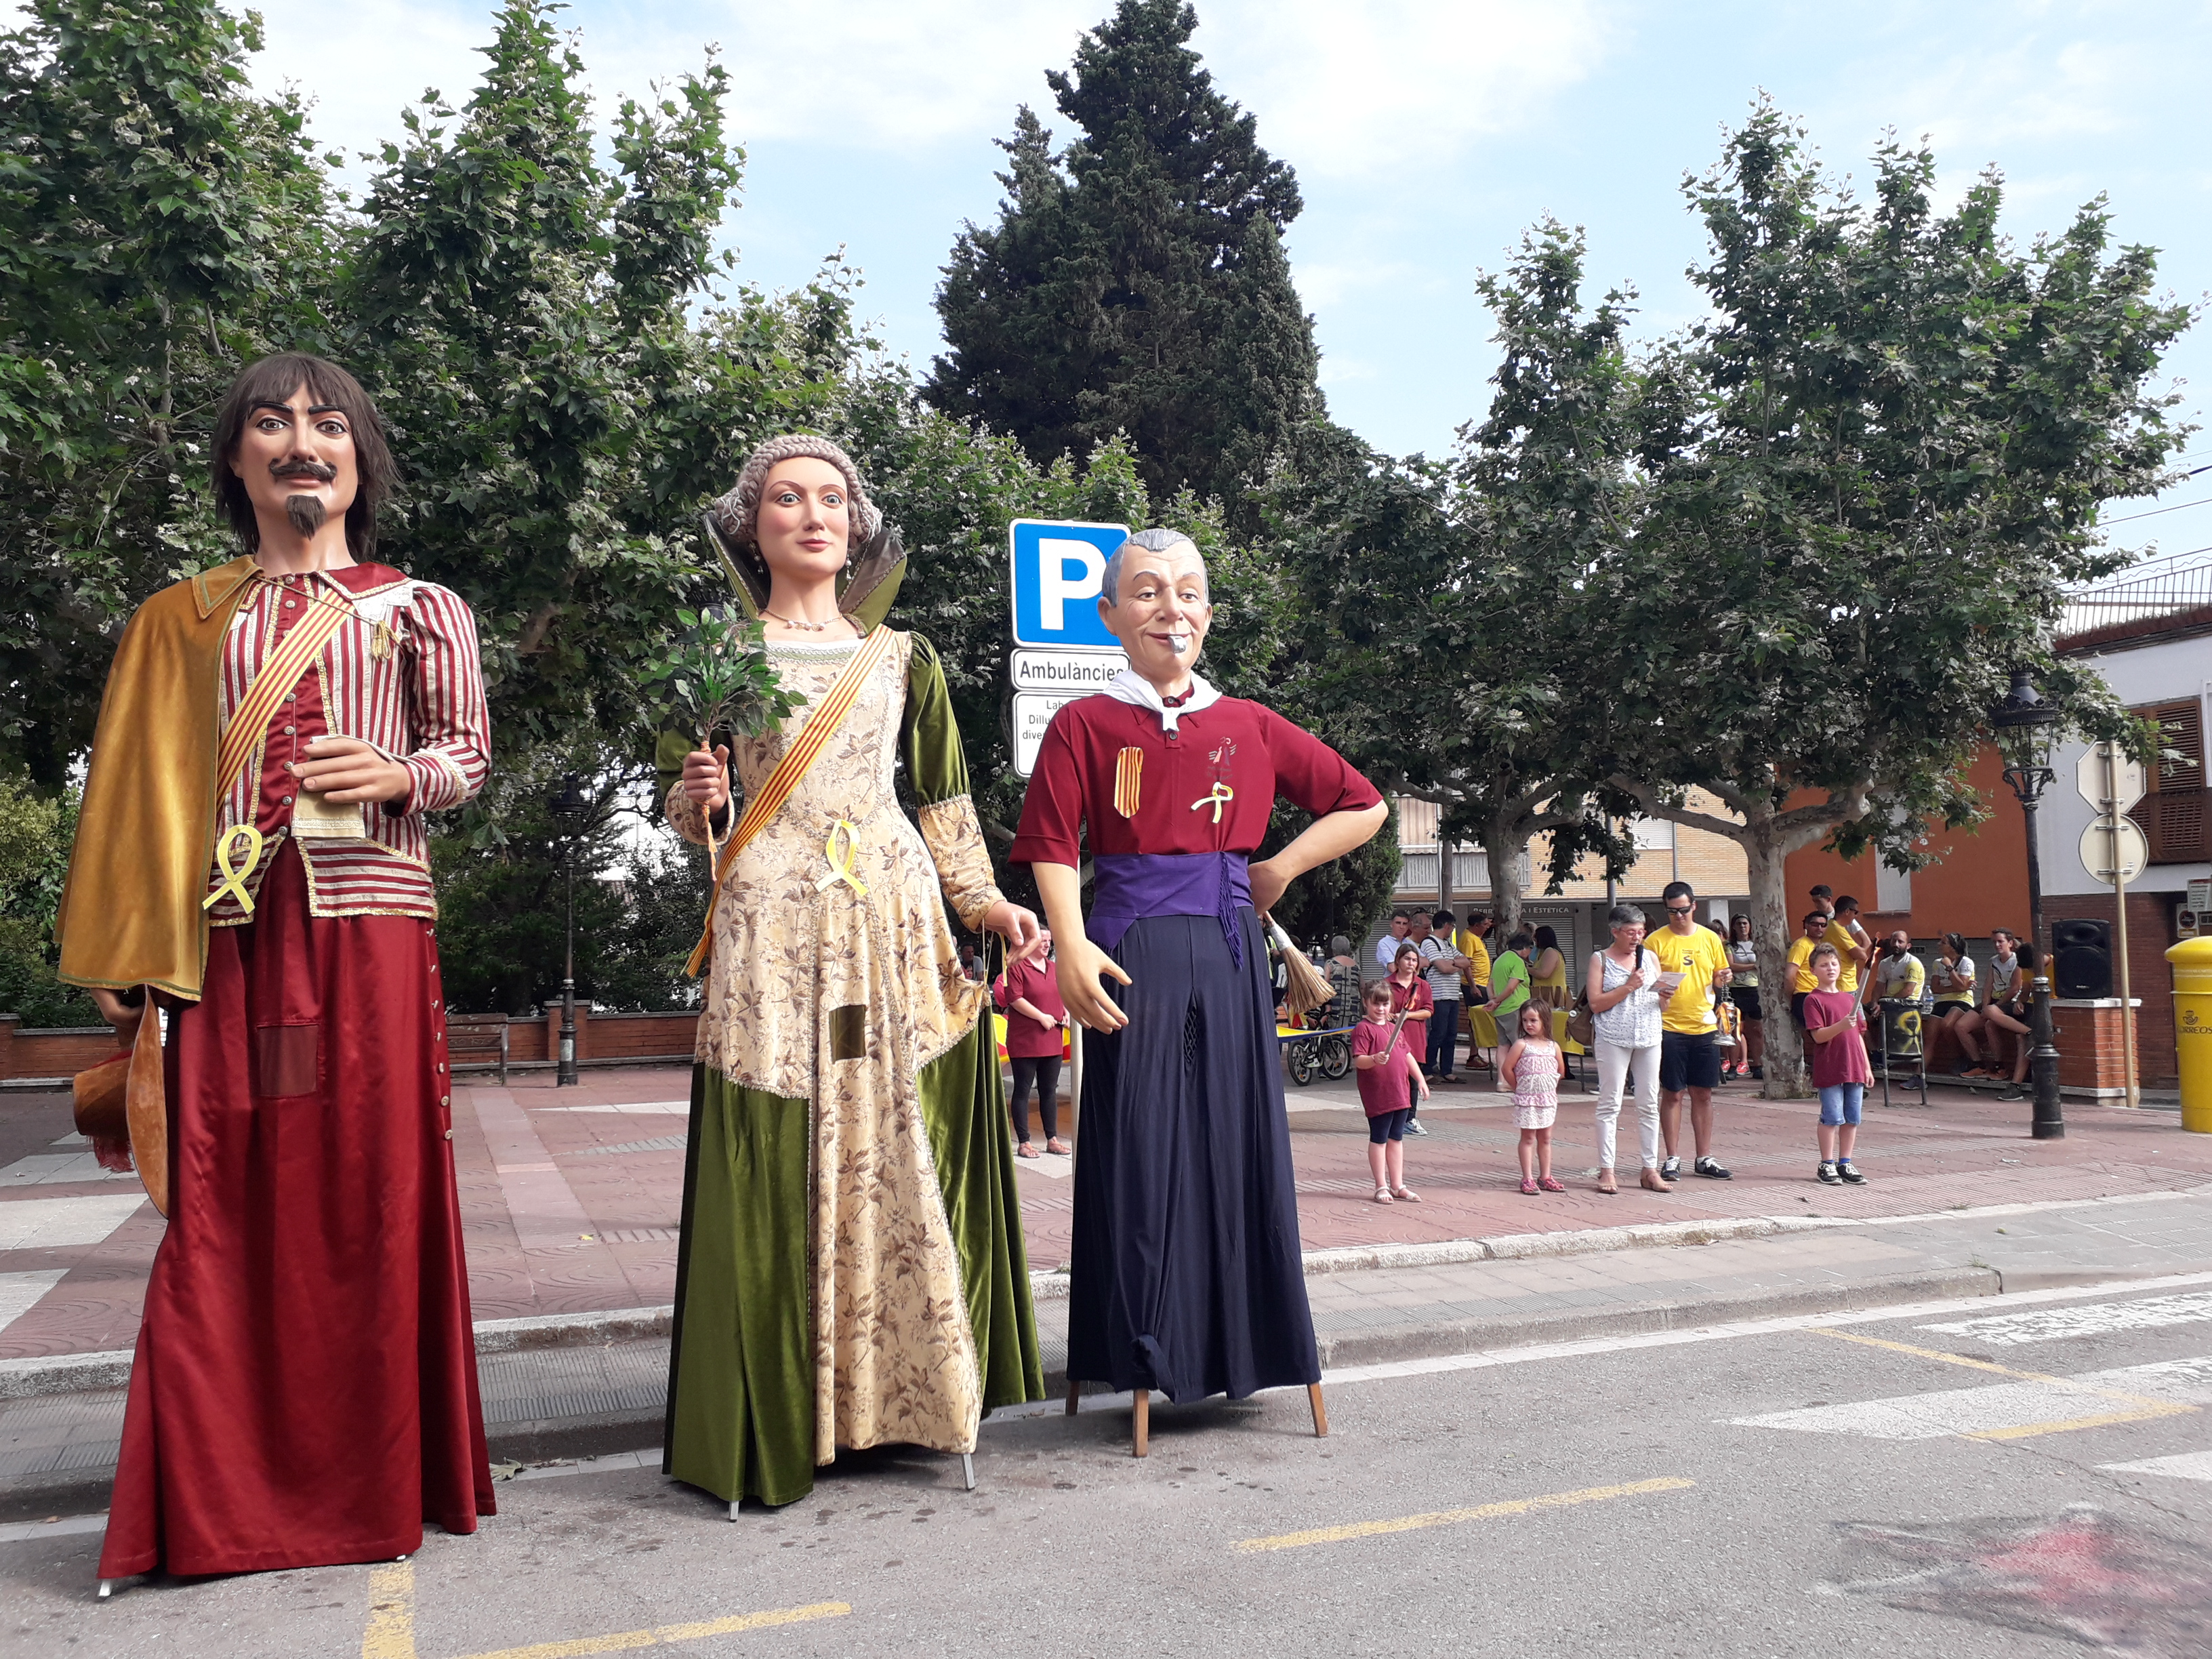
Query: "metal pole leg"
1132 1389 1149 1458
1308 1382 1330 1439
729 1500 741 1522
97 1581 112 1600
961 1453 977 1492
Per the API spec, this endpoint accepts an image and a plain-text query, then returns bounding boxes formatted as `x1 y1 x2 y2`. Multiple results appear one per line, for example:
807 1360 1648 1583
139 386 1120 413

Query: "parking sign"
1008 519 1128 649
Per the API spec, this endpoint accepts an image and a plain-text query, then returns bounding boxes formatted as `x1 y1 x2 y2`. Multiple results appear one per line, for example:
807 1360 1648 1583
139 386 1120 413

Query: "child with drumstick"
1353 979 1428 1204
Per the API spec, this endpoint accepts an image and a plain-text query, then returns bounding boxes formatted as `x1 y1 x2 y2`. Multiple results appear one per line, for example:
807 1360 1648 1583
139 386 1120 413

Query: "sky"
24 0 2212 552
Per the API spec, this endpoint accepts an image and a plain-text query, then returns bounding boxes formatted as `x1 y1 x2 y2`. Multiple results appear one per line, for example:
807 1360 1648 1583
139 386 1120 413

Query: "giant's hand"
1248 855 1290 918
89 987 144 1045
682 745 731 813
983 900 1041 957
1055 937 1132 1032
295 735 413 805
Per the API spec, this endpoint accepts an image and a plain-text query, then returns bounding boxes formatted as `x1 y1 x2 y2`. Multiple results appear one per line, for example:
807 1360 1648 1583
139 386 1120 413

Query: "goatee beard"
285 494 327 539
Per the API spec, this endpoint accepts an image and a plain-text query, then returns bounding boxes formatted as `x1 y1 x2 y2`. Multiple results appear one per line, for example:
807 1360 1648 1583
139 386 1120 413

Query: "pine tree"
927 0 1320 518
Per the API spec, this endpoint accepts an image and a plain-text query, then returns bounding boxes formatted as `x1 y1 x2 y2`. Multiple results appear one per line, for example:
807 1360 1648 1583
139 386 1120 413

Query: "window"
2134 697 2209 863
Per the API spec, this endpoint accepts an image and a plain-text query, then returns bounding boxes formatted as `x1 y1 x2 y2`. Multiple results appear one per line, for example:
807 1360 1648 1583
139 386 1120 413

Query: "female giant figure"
663 436 1043 1509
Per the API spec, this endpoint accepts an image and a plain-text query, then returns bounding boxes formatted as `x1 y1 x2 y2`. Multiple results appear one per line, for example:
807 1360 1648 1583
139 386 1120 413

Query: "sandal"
1373 1187 1395 1204
1519 1178 1540 1195
1391 1186 1421 1204
1016 1143 1040 1159
1640 1167 1675 1193
1538 1176 1565 1193
1046 1137 1071 1155
1597 1174 1619 1195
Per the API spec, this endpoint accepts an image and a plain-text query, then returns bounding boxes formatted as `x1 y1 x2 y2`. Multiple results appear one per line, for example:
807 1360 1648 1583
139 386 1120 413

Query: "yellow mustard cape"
55 556 264 1002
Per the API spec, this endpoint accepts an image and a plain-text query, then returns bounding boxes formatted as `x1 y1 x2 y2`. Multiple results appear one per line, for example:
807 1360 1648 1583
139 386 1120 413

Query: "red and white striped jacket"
206 562 489 922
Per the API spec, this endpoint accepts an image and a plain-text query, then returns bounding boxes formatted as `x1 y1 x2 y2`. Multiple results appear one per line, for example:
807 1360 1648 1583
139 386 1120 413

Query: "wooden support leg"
1065 1378 1081 1416
1308 1382 1329 1439
1132 1389 1150 1458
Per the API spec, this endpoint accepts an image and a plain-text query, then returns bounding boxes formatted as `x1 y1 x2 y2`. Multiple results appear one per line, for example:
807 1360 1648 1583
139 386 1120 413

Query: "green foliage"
927 0 1320 522
0 0 335 785
642 607 796 749
0 771 98 1025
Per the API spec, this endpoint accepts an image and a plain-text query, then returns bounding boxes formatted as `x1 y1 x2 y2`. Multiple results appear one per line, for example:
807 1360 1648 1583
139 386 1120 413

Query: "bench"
447 1012 511 1085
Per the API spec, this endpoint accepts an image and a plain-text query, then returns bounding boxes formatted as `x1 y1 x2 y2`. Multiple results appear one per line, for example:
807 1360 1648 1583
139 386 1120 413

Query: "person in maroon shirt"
994 930 1071 1155
1012 528 1387 1450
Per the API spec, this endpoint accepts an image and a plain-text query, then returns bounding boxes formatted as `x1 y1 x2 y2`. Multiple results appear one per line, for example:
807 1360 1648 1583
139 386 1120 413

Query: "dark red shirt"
1009 693 1380 866
993 957 1068 1059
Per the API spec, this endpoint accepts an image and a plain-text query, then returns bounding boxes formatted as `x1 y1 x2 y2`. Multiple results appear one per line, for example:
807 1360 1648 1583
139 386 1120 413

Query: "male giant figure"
57 354 495 1582
1010 529 1386 1451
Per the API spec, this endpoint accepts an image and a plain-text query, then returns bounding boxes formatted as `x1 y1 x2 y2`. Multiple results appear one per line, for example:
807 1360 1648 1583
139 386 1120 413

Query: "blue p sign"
1008 519 1129 649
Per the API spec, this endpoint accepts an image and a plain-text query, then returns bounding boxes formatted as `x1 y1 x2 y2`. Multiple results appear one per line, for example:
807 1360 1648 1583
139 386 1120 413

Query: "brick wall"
3 1025 126 1082
2042 891 2182 1087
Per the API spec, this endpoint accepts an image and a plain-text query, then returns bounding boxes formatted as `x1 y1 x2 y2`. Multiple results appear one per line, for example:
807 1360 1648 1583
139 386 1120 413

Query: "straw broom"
1263 915 1334 1021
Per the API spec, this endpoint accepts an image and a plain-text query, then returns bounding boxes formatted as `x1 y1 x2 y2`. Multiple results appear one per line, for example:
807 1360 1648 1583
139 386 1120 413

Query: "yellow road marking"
1807 1326 2195 1437
446 1603 851 1659
363 1562 417 1659
1233 1476 1694 1553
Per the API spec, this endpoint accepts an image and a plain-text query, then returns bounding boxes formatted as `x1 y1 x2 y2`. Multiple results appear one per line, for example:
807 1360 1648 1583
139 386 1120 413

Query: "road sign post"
2078 740 2145 1107
1006 520 1129 777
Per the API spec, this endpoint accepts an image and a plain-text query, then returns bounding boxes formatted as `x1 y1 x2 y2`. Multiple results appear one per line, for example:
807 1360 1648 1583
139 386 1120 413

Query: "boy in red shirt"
1801 943 1872 1185
1353 981 1428 1204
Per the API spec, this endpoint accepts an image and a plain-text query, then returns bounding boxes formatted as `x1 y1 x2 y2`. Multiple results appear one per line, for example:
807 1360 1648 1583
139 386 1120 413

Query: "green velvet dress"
662 632 1042 1507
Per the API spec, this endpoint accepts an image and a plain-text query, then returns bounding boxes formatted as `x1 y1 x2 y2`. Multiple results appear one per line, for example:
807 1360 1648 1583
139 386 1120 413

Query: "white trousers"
1595 1041 1661 1171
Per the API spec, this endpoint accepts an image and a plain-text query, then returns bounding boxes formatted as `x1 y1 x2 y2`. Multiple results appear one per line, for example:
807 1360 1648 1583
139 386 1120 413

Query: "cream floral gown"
663 632 1042 1506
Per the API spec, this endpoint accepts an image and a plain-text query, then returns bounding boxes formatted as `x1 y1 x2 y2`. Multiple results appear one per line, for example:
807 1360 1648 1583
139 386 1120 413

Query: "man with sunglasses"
1645 880 1734 1180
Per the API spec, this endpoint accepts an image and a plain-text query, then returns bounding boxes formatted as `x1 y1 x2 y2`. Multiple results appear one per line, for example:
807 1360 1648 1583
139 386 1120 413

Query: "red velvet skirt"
99 841 494 1578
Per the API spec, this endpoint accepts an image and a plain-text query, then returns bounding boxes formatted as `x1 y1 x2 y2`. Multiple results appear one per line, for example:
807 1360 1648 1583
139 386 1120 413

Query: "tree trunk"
1742 830 1807 1097
1485 810 1525 935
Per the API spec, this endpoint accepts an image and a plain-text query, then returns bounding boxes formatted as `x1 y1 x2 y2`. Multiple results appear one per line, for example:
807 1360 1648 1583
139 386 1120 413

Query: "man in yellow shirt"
1823 895 1872 996
1786 909 1830 1029
1644 882 1734 1180
1455 913 1494 1006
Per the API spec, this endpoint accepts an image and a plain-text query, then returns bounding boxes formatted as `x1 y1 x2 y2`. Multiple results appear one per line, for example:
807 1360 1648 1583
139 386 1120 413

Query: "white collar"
1105 667 1222 734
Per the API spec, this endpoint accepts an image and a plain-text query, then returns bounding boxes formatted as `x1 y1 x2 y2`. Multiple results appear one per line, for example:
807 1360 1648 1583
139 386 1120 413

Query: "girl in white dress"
1500 1001 1564 1195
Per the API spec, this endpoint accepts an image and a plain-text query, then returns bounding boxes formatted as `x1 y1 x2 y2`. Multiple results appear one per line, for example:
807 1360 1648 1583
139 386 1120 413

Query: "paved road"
7 1272 2211 1658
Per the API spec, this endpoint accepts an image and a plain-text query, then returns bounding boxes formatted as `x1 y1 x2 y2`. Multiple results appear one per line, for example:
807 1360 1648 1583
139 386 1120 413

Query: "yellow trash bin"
2169 936 2212 1134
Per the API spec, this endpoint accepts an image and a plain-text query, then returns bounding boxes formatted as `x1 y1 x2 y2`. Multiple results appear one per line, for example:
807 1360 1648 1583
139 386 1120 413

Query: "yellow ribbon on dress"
815 819 869 897
1190 781 1234 824
201 824 266 915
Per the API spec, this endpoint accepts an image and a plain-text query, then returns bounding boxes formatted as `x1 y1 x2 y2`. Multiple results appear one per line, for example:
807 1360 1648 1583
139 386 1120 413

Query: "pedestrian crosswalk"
1729 1353 2212 1441
1921 1290 2212 1347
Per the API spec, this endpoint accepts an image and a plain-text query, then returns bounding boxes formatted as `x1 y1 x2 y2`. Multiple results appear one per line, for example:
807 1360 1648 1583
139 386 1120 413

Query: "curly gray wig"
710 434 882 554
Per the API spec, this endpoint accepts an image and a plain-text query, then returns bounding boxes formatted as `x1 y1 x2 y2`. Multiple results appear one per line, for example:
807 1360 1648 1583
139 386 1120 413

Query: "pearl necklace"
762 608 844 633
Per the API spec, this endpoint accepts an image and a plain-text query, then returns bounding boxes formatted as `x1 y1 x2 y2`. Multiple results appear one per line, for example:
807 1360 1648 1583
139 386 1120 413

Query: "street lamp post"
1992 669 2064 1140
548 773 590 1088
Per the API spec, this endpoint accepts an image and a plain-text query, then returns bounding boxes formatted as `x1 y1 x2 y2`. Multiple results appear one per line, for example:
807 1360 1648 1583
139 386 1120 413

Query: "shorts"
1732 987 1763 1022
1368 1107 1411 1144
1931 999 1973 1022
1818 1083 1864 1126
1659 1029 1721 1092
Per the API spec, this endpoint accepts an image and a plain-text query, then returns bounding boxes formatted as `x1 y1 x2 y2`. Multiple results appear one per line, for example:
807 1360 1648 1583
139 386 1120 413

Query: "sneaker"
1406 1119 1430 1136
1694 1156 1733 1181
1661 1156 1683 1181
1817 1161 1841 1185
1837 1160 1866 1185
1996 1084 2026 1102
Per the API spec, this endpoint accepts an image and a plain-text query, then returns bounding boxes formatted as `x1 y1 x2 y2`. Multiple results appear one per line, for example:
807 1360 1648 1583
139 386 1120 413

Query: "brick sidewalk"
3 1063 2209 1361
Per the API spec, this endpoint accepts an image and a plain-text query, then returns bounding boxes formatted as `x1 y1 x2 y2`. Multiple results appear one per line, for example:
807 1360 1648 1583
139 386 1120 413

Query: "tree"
0 0 336 786
1596 105 2192 1092
1268 225 1645 934
927 0 1320 520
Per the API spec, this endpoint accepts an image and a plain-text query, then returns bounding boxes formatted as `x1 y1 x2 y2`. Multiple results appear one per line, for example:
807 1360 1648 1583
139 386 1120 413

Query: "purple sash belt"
1090 852 1251 967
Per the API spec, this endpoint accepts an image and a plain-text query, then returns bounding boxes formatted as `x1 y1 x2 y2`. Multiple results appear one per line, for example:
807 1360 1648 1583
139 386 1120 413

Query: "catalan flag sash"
1113 746 1143 818
684 626 898 977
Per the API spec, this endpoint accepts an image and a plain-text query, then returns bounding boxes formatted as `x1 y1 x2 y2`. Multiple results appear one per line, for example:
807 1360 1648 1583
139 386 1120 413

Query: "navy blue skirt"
1066 909 1319 1403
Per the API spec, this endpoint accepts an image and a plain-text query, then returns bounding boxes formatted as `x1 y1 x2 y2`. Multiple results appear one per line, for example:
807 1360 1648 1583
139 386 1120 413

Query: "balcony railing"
2061 560 2212 647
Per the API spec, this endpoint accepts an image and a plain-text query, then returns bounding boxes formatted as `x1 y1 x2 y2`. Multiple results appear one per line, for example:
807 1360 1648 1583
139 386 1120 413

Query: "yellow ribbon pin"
1190 781 1235 824
202 823 267 915
815 819 869 897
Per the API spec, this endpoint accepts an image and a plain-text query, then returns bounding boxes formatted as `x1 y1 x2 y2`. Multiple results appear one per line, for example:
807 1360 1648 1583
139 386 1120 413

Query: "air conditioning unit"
2183 879 2212 939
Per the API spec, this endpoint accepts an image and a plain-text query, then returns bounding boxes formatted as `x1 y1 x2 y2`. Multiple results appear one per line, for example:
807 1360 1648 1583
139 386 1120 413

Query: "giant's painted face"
1098 540 1212 688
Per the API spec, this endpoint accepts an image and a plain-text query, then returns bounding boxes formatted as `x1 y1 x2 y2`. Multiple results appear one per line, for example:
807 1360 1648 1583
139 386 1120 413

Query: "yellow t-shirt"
1822 920 1864 994
1787 937 1819 994
1645 925 1730 1035
1456 930 1492 991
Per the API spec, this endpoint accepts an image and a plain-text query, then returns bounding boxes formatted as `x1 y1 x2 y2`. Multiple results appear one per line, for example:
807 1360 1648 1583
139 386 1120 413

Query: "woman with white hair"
666 434 1044 1510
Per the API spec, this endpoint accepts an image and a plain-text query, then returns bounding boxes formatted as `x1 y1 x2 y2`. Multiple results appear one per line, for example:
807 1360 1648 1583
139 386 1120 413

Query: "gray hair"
1101 526 1204 606
710 434 881 554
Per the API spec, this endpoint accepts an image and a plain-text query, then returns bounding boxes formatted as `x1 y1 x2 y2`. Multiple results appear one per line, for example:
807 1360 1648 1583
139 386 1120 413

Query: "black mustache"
270 458 337 483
